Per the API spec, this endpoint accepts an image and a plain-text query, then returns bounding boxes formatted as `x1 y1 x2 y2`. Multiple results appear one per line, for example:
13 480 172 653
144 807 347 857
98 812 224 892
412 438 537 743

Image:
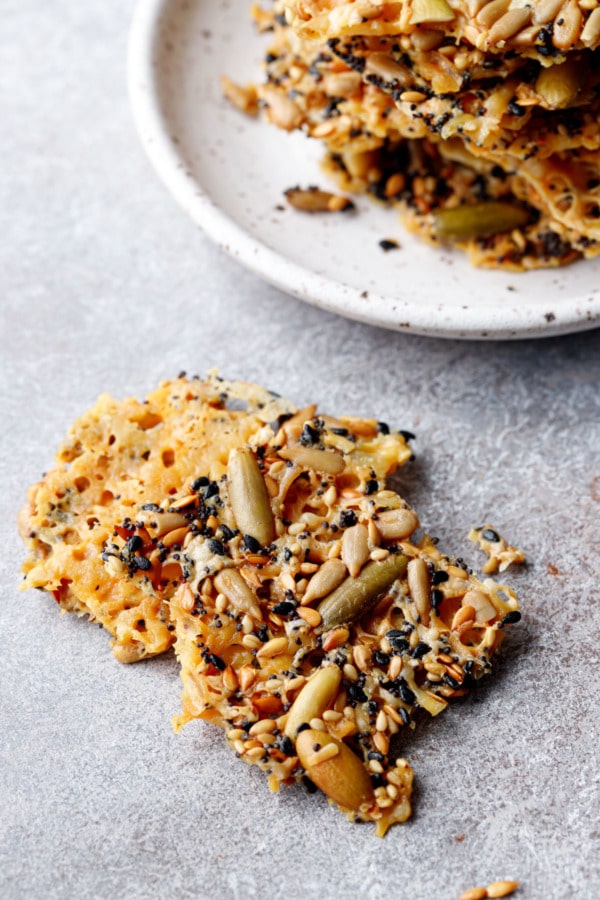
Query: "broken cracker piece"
469 525 526 574
110 415 520 834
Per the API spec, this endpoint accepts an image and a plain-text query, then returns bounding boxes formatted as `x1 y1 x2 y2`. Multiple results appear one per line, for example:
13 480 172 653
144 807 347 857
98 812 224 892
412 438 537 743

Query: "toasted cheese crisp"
109 410 519 835
282 0 600 58
19 374 296 662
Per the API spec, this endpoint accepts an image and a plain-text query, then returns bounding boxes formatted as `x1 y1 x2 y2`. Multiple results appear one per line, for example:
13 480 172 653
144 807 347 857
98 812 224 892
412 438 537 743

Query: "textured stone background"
1 2 599 899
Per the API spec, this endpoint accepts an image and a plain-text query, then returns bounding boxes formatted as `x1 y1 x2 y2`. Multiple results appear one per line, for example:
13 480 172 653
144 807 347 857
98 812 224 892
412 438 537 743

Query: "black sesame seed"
126 535 143 553
481 528 501 543
372 650 390 668
207 653 226 671
398 681 416 705
277 735 295 755
431 588 444 610
132 555 151 571
191 476 209 491
302 776 318 793
204 481 220 499
348 683 368 703
411 641 430 659
242 534 261 553
219 524 235 542
502 610 522 625
398 707 411 725
272 601 296 616
339 509 358 528
299 423 320 445
431 570 449 585
386 629 409 652
207 539 226 556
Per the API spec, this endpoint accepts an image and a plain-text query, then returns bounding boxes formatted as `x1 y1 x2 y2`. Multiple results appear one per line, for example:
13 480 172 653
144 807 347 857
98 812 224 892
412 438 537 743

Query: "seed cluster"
229 1 600 269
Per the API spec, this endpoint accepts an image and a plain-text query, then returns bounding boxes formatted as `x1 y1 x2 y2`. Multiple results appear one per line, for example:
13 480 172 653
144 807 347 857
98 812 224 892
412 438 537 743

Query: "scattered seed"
486 881 520 899
458 888 488 900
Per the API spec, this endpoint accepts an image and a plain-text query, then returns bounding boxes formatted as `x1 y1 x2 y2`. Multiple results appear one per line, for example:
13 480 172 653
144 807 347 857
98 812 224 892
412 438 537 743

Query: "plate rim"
128 0 600 340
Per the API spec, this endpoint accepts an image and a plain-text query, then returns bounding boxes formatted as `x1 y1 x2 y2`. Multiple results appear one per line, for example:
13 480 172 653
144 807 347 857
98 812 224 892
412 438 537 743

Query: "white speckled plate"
128 0 600 339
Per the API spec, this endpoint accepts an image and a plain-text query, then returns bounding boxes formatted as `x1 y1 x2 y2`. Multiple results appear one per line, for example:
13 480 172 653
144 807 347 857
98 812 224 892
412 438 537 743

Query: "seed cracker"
106 407 520 834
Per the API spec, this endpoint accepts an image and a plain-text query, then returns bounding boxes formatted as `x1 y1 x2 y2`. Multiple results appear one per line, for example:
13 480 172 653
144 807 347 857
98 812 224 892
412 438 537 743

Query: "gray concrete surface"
1 2 599 898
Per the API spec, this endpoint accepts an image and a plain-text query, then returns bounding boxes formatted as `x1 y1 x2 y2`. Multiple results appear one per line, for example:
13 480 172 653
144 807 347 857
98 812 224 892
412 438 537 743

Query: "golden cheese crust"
282 0 600 58
19 374 295 661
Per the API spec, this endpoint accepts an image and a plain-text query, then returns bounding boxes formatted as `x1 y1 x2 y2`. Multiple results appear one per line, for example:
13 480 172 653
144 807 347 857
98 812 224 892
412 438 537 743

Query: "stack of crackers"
237 1 600 268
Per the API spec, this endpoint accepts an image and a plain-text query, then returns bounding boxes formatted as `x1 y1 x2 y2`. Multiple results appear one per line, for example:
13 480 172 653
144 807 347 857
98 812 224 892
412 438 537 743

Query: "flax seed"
342 663 359 681
309 717 326 731
370 547 390 561
297 606 322 627
452 605 476 630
